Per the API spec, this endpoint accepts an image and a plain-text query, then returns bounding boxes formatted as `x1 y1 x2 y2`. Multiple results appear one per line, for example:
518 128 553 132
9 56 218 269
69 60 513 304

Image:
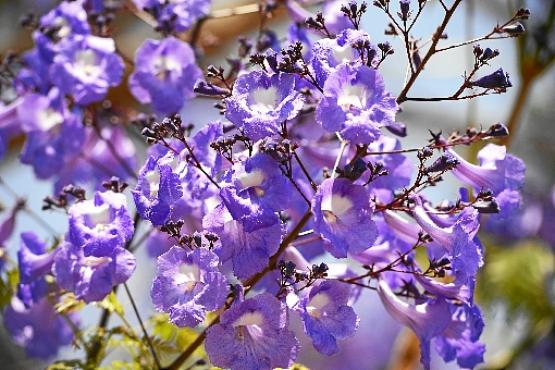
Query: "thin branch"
396 0 464 104
124 283 162 370
404 89 501 102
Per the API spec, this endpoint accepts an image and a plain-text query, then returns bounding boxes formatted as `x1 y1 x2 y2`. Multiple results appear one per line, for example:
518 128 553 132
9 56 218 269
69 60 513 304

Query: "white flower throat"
237 169 266 196
306 292 331 318
153 55 180 81
337 84 369 111
74 50 102 82
250 86 278 113
37 108 64 131
321 194 353 224
174 263 201 292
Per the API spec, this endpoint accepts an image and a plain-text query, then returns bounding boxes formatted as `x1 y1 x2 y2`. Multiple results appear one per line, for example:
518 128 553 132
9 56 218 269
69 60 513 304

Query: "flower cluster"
0 1 535 369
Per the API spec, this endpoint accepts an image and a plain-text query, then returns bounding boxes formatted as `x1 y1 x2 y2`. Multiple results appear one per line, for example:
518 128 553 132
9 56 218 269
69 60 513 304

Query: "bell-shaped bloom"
18 89 86 180
129 37 202 114
50 35 124 105
297 280 359 355
311 29 374 86
151 246 229 327
133 151 185 226
377 279 451 370
410 198 483 283
225 71 304 140
312 178 377 257
219 152 294 230
68 191 134 254
471 68 512 89
34 0 90 61
448 144 525 217
316 63 398 144
204 202 284 280
434 304 486 369
205 293 298 370
13 233 54 308
132 0 211 33
53 240 136 302
17 232 56 285
4 296 75 359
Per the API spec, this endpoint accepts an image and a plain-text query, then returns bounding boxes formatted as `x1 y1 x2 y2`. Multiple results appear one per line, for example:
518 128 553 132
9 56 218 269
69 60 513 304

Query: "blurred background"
0 0 554 369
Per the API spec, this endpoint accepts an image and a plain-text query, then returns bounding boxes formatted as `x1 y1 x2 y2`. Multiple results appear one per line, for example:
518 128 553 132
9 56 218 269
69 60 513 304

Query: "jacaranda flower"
151 246 229 327
225 71 304 140
313 178 377 257
129 37 202 115
205 292 298 370
316 63 398 144
297 280 359 355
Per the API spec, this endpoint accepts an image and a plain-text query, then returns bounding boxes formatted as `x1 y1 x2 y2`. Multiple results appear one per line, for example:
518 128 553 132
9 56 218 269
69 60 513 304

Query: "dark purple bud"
399 0 410 21
515 8 530 20
425 154 458 173
502 22 525 35
471 68 512 89
385 121 407 137
342 158 367 180
378 41 393 54
485 123 509 137
473 44 483 58
194 80 230 97
481 47 499 62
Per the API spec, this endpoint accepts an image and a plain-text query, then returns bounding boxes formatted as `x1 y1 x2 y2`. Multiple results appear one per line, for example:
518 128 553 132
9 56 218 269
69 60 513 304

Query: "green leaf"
0 268 19 308
99 360 142 370
97 292 124 316
55 292 84 314
477 241 555 323
46 359 85 370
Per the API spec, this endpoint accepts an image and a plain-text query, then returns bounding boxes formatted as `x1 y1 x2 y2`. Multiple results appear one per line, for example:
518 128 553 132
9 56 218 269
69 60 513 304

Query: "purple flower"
133 151 185 226
448 144 525 217
15 232 54 308
16 50 52 93
53 240 136 302
129 37 202 114
50 35 124 105
204 203 284 280
4 297 75 359
68 191 134 254
19 94 86 180
411 198 483 283
205 293 298 370
311 29 374 86
151 246 228 327
434 304 485 369
377 279 451 370
323 1 356 33
132 0 211 33
34 0 90 62
219 152 294 230
297 280 359 355
471 68 512 89
17 232 55 285
312 178 377 257
225 71 305 140
316 63 398 144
